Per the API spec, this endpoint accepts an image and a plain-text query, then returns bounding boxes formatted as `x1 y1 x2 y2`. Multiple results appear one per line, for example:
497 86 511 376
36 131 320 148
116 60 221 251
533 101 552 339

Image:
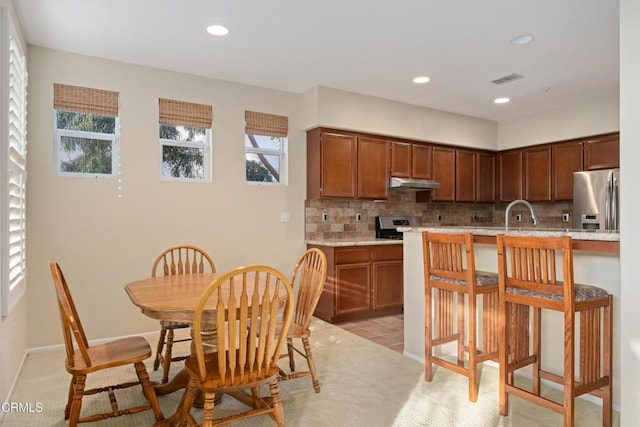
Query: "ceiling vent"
491 73 524 85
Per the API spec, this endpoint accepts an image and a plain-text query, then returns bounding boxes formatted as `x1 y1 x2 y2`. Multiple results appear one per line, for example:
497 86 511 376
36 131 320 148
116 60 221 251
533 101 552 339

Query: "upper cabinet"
584 133 620 170
357 137 391 199
476 151 496 202
497 132 618 203
523 146 552 202
431 147 456 201
553 140 583 201
390 141 432 179
307 128 389 200
454 149 476 202
498 150 523 202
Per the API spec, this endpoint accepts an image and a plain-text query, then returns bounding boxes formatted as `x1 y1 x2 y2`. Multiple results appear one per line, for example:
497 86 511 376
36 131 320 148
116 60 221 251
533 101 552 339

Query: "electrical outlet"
322 212 328 222
436 213 442 221
515 214 522 222
472 214 479 222
355 213 362 222
562 213 570 222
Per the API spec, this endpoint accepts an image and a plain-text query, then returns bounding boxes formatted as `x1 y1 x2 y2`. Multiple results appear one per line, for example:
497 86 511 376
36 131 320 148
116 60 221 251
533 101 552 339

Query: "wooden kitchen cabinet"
523 146 553 201
307 128 389 200
584 133 619 170
498 150 523 202
455 149 476 202
357 136 390 199
310 244 403 323
390 141 432 179
553 140 583 200
431 146 456 201
476 151 496 202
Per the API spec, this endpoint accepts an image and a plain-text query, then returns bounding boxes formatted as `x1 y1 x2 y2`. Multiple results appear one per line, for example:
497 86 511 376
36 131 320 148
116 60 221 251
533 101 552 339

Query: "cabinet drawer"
335 247 371 264
372 245 403 261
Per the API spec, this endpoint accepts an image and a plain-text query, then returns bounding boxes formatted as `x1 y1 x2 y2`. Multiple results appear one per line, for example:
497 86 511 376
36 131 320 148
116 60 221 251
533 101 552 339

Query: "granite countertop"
397 226 620 242
305 238 403 247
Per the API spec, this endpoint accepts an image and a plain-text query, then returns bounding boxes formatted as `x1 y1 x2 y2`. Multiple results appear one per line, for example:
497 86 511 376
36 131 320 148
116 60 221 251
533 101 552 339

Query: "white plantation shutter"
1 8 27 316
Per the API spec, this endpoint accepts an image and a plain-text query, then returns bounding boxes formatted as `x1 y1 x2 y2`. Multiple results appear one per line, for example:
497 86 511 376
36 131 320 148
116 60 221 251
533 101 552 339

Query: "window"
244 111 287 184
159 98 212 182
1 8 28 316
53 83 119 178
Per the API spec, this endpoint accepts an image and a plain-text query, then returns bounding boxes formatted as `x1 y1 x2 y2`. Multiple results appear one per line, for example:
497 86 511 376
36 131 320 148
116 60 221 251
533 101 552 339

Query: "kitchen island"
399 226 621 407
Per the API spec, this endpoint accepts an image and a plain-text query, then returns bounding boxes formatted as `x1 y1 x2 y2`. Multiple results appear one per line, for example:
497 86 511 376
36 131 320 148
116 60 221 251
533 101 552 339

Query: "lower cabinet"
309 243 403 323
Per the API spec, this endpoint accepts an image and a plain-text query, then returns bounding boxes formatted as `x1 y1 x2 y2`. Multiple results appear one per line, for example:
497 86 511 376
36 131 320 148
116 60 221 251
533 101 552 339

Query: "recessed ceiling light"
206 24 229 36
494 97 510 104
413 76 430 84
510 34 534 45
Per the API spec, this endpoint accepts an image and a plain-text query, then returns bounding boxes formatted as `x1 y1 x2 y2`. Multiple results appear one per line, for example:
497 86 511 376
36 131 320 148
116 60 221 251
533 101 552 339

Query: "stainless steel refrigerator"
572 168 620 231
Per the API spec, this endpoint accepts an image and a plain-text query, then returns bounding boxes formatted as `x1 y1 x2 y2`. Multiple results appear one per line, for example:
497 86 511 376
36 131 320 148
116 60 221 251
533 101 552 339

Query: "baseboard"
0 349 28 424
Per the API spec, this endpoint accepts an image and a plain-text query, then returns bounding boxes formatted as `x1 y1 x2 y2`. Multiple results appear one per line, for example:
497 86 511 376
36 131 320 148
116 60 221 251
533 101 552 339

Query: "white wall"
25 46 307 347
619 0 640 425
497 93 619 149
308 86 498 149
0 0 29 405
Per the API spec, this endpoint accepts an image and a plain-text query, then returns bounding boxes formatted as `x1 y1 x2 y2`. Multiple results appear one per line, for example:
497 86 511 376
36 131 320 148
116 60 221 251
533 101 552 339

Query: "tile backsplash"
305 193 572 240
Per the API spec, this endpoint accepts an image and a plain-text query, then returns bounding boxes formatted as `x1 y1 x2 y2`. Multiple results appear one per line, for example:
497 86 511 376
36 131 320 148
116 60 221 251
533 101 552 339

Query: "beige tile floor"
336 313 405 353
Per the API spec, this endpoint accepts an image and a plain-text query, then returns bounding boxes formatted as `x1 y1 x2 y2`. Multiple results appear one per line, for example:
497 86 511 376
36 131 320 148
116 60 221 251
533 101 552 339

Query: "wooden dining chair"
496 235 612 427
151 244 216 383
49 260 164 426
422 232 499 402
277 248 328 392
175 265 294 426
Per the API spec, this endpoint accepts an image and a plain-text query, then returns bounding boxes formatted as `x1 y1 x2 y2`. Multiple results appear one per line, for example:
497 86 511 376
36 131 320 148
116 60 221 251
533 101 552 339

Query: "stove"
375 216 416 240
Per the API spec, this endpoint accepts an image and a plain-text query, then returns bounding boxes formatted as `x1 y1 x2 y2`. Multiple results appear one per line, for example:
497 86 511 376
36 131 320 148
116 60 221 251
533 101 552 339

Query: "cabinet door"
584 133 619 170
320 133 357 198
412 144 432 179
357 137 390 199
476 152 496 202
432 147 456 201
524 146 552 201
553 141 583 200
498 150 523 202
390 141 411 178
455 149 476 202
372 260 403 309
335 263 371 315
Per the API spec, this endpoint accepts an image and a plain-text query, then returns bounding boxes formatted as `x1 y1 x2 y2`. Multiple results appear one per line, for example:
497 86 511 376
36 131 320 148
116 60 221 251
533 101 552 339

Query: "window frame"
244 133 287 186
53 110 120 179
1 6 28 317
158 126 212 182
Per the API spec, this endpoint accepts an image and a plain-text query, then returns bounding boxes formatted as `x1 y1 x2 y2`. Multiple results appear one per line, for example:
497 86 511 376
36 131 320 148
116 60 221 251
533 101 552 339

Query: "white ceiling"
14 0 619 122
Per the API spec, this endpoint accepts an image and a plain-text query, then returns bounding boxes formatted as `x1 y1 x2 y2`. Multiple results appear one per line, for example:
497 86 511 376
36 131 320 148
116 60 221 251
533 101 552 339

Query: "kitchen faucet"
505 199 539 230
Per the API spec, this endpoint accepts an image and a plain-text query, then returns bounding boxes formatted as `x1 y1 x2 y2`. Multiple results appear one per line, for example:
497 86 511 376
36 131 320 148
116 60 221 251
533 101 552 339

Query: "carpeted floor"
1 318 618 426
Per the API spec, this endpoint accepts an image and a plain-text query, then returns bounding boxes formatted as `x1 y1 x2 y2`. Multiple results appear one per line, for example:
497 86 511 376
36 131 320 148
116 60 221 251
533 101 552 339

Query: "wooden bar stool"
422 232 499 402
496 235 612 427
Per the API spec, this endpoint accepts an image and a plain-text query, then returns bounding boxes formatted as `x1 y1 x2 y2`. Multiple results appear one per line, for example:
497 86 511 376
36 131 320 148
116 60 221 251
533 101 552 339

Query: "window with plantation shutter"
244 111 287 185
158 98 212 182
1 8 27 317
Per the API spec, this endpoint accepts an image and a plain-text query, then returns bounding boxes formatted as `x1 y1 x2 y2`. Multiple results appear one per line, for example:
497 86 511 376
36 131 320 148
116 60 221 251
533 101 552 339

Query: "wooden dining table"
125 271 287 426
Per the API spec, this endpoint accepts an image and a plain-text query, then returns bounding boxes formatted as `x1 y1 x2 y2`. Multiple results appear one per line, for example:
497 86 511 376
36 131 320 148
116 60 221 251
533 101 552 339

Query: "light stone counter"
397 226 620 241
304 238 403 247
401 227 621 408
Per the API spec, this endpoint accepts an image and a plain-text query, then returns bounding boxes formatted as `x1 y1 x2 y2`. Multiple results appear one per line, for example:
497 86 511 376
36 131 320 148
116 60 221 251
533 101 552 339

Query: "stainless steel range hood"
389 177 440 190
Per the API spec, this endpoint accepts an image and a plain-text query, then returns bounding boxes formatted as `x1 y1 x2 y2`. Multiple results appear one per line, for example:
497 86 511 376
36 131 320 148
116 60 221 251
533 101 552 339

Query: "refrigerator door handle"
605 178 611 230
612 176 618 230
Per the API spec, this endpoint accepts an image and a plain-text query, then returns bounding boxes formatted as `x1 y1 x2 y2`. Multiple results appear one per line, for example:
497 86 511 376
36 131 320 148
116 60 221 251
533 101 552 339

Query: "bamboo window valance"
53 83 119 117
159 98 213 129
245 111 288 137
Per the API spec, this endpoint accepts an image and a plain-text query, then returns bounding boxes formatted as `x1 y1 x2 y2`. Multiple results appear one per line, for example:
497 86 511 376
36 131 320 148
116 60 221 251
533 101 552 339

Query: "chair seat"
429 270 499 286
273 319 310 339
67 336 152 374
507 283 609 303
184 351 280 391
